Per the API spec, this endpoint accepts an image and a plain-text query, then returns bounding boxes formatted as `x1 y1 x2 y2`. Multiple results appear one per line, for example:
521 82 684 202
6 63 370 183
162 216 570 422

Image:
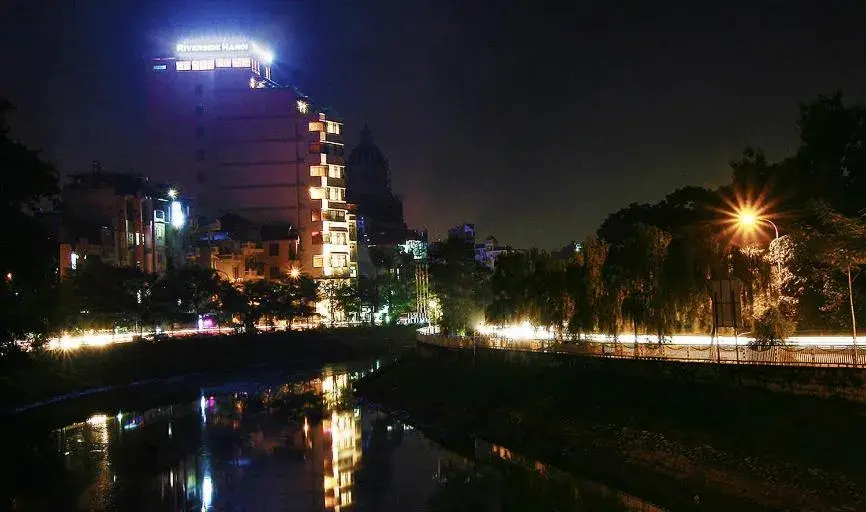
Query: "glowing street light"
289 266 301 279
167 188 178 199
736 207 779 239
734 206 783 279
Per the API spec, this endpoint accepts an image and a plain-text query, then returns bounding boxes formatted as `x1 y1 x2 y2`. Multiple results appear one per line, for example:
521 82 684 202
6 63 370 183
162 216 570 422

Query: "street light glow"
167 188 178 199
737 208 758 228
289 266 301 279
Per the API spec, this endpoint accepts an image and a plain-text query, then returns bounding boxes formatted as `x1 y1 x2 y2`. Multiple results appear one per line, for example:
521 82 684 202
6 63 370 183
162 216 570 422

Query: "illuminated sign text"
176 42 250 54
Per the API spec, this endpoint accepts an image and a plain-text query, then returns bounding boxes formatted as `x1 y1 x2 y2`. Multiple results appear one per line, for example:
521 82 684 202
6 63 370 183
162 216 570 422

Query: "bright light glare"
87 414 109 425
168 188 178 199
201 475 213 511
471 323 861 347
251 42 273 64
170 200 185 228
737 208 758 227
289 266 301 279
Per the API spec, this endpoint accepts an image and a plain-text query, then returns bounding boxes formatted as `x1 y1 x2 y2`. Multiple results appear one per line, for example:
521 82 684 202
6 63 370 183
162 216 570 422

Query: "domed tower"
346 125 407 246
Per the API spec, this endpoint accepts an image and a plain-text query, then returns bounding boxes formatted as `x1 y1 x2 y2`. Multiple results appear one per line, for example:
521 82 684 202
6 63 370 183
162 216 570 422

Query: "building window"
312 232 323 245
194 84 203 95
215 58 232 68
297 100 309 114
153 64 167 71
269 242 279 257
176 61 192 71
269 266 280 279
328 187 345 202
313 255 323 268
310 165 326 177
232 57 250 68
196 126 205 139
331 254 348 268
311 210 321 222
155 224 165 242
308 121 324 132
330 232 347 245
326 121 341 135
328 165 342 178
191 59 215 71
309 187 325 200
196 103 204 115
196 150 206 161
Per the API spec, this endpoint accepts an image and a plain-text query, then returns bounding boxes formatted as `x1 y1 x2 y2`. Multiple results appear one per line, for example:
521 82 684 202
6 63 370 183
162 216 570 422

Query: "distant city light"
251 42 274 64
297 100 309 114
167 188 177 199
202 475 214 510
87 414 109 425
170 200 185 228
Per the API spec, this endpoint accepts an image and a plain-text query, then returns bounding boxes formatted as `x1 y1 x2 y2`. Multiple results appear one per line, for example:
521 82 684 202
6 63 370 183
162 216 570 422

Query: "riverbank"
356 345 866 511
1 326 415 413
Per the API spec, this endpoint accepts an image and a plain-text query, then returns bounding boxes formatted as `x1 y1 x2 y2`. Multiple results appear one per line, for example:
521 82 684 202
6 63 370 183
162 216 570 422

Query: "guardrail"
418 333 866 368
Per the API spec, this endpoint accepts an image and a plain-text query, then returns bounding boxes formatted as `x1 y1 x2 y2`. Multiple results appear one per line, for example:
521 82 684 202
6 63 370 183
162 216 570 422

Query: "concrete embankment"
356 344 866 511
2 327 416 413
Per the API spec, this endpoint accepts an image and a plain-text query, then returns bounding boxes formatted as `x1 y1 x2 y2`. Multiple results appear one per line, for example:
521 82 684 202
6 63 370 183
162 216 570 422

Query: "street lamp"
735 206 783 280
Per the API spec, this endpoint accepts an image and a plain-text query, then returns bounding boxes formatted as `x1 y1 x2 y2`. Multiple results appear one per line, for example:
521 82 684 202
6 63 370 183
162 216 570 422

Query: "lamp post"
736 208 782 277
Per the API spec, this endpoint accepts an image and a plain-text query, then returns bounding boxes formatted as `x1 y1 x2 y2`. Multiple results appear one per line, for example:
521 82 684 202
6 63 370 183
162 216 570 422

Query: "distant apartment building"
474 236 514 270
146 37 356 282
193 214 300 283
445 223 514 270
58 167 189 278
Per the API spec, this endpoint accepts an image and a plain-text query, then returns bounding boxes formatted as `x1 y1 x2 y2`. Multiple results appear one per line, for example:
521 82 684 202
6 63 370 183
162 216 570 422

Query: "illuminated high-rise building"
146 37 357 282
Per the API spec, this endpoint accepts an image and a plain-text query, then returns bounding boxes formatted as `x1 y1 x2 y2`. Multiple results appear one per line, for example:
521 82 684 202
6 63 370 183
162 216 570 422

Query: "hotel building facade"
146 38 357 281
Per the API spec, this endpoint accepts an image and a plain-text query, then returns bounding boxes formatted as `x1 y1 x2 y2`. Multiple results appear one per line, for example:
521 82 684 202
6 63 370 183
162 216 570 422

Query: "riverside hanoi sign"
176 41 250 55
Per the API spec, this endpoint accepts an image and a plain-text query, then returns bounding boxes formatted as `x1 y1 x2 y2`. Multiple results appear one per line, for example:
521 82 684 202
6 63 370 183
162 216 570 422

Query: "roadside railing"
418 333 866 368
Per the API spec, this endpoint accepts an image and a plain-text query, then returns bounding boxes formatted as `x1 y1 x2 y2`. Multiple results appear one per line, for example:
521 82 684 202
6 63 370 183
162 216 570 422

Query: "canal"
8 358 667 511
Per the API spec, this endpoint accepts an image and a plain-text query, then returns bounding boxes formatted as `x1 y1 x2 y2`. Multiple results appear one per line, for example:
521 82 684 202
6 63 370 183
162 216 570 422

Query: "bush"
750 306 796 348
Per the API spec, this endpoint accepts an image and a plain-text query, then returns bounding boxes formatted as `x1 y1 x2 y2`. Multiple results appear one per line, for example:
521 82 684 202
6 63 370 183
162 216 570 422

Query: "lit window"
310 165 326 177
320 131 326 142
309 187 325 200
326 121 341 135
328 165 342 178
331 254 347 268
70 252 79 270
330 232 347 245
191 59 215 71
320 154 327 165
215 58 232 68
176 61 192 71
153 64 167 71
313 255 323 268
297 100 309 114
328 187 344 202
309 122 324 132
231 57 250 68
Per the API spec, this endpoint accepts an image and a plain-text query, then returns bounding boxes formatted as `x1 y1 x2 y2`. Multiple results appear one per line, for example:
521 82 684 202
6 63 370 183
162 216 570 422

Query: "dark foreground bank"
356 344 866 511
2 326 416 413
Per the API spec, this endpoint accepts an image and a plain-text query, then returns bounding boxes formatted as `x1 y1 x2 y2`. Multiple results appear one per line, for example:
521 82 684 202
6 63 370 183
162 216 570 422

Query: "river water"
9 359 664 511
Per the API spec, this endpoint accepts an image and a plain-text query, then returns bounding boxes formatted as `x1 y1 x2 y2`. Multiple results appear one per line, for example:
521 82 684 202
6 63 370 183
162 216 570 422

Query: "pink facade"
146 41 355 280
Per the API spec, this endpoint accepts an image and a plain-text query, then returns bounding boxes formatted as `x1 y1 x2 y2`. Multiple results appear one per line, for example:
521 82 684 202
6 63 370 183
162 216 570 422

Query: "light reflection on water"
18 359 661 511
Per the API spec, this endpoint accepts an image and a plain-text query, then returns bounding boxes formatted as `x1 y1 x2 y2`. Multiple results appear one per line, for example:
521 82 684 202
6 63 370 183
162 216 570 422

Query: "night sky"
1 0 864 249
